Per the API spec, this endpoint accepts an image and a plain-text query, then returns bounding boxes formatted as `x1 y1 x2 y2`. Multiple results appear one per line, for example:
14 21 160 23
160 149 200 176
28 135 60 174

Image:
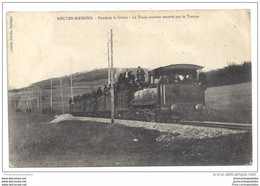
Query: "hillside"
9 62 252 93
9 68 148 93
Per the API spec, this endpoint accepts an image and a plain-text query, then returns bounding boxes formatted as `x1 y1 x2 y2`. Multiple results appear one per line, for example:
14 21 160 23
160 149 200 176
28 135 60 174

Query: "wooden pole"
71 74 73 98
107 39 110 85
50 78 53 113
110 29 114 124
37 86 39 108
40 88 42 115
60 77 64 114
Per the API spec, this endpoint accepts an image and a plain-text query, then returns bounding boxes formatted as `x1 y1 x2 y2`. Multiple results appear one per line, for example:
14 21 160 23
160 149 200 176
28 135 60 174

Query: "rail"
180 120 252 130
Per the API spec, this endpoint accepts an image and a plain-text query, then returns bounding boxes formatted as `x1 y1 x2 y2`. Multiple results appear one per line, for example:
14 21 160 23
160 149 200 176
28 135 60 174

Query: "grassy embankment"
186 82 252 123
9 113 252 167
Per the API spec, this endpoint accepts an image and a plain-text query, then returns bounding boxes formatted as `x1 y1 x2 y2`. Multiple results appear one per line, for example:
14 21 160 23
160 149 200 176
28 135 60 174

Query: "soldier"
103 85 108 95
92 90 97 110
73 96 79 111
124 69 130 79
159 75 169 85
123 69 130 90
69 97 73 111
97 87 103 96
198 72 207 91
129 72 136 91
16 96 21 112
76 95 81 111
136 81 142 90
198 72 207 85
136 66 145 84
173 74 181 84
117 73 124 91
183 74 192 84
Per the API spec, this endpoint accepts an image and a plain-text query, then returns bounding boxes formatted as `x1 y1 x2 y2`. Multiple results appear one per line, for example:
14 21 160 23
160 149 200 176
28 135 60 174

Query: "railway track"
180 120 252 130
70 114 252 131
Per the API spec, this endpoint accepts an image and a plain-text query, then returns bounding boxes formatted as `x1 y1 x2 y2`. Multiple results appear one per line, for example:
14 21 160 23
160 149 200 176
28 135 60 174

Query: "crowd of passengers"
68 66 146 110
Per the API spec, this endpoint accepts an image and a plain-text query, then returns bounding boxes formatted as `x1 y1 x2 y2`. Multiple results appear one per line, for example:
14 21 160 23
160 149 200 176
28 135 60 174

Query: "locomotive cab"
131 64 206 121
149 64 206 115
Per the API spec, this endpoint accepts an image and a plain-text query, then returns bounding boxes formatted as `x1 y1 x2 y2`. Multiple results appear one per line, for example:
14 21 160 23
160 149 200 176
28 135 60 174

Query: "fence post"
60 77 64 114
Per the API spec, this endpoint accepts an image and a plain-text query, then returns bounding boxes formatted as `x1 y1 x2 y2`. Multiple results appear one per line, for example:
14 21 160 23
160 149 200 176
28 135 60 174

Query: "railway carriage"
72 64 207 122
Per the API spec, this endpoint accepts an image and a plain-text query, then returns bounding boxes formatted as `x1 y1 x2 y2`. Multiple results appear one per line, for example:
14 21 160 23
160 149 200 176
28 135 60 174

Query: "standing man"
103 85 108 95
16 96 21 112
97 87 103 96
69 97 73 112
129 72 136 91
136 66 145 86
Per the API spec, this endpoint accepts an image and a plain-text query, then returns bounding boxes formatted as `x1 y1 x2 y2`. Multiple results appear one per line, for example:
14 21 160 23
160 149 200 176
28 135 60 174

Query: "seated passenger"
174 74 181 84
159 75 169 84
154 78 159 84
183 74 193 84
97 87 103 96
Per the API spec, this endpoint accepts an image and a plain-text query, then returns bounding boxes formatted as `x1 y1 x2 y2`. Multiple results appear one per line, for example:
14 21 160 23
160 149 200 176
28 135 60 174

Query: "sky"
7 10 251 89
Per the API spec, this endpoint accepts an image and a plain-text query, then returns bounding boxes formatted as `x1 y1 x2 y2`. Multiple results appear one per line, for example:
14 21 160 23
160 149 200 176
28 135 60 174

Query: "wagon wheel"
173 113 181 124
122 112 129 120
155 114 162 122
143 109 156 122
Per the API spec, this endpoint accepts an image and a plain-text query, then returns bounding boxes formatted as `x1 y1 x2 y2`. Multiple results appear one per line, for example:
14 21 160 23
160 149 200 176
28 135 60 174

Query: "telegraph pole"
39 87 42 115
37 86 39 108
50 78 53 113
60 77 64 114
107 40 111 85
71 74 73 98
110 29 115 124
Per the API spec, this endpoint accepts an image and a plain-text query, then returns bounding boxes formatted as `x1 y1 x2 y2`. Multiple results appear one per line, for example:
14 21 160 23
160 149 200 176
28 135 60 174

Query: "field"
186 82 252 123
9 82 252 123
9 112 251 167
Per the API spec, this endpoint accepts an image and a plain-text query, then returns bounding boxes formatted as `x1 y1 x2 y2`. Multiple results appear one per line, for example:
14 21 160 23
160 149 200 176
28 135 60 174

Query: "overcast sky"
7 10 251 88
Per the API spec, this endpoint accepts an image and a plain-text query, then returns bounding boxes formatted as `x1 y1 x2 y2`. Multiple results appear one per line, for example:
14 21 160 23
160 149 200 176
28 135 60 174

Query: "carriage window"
172 73 195 84
150 76 154 84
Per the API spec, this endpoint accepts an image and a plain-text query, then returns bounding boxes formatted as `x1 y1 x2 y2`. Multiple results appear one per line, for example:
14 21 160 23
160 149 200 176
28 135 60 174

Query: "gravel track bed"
50 114 246 140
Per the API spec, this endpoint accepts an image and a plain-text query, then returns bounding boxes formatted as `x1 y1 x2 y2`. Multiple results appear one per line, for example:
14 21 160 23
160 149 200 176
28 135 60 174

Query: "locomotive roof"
150 64 203 72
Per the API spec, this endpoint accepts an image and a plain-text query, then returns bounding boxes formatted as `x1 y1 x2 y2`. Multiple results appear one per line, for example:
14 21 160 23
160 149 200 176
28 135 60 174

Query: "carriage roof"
149 64 203 73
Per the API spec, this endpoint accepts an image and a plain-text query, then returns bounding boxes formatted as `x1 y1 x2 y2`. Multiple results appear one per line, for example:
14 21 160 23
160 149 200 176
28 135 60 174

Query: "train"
71 64 207 122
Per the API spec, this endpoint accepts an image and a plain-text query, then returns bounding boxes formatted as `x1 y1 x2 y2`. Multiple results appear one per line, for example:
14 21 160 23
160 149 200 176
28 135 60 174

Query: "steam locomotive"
71 64 206 122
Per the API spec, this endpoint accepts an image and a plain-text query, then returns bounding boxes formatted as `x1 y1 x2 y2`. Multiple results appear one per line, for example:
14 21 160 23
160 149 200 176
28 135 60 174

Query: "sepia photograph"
6 9 253 169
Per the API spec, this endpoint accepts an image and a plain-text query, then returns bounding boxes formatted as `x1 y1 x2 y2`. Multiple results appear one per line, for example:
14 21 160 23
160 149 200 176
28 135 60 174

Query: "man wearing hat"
136 66 145 86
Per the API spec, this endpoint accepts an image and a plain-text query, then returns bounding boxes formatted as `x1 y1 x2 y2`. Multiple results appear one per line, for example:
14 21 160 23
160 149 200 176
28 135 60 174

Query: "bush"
206 62 251 87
